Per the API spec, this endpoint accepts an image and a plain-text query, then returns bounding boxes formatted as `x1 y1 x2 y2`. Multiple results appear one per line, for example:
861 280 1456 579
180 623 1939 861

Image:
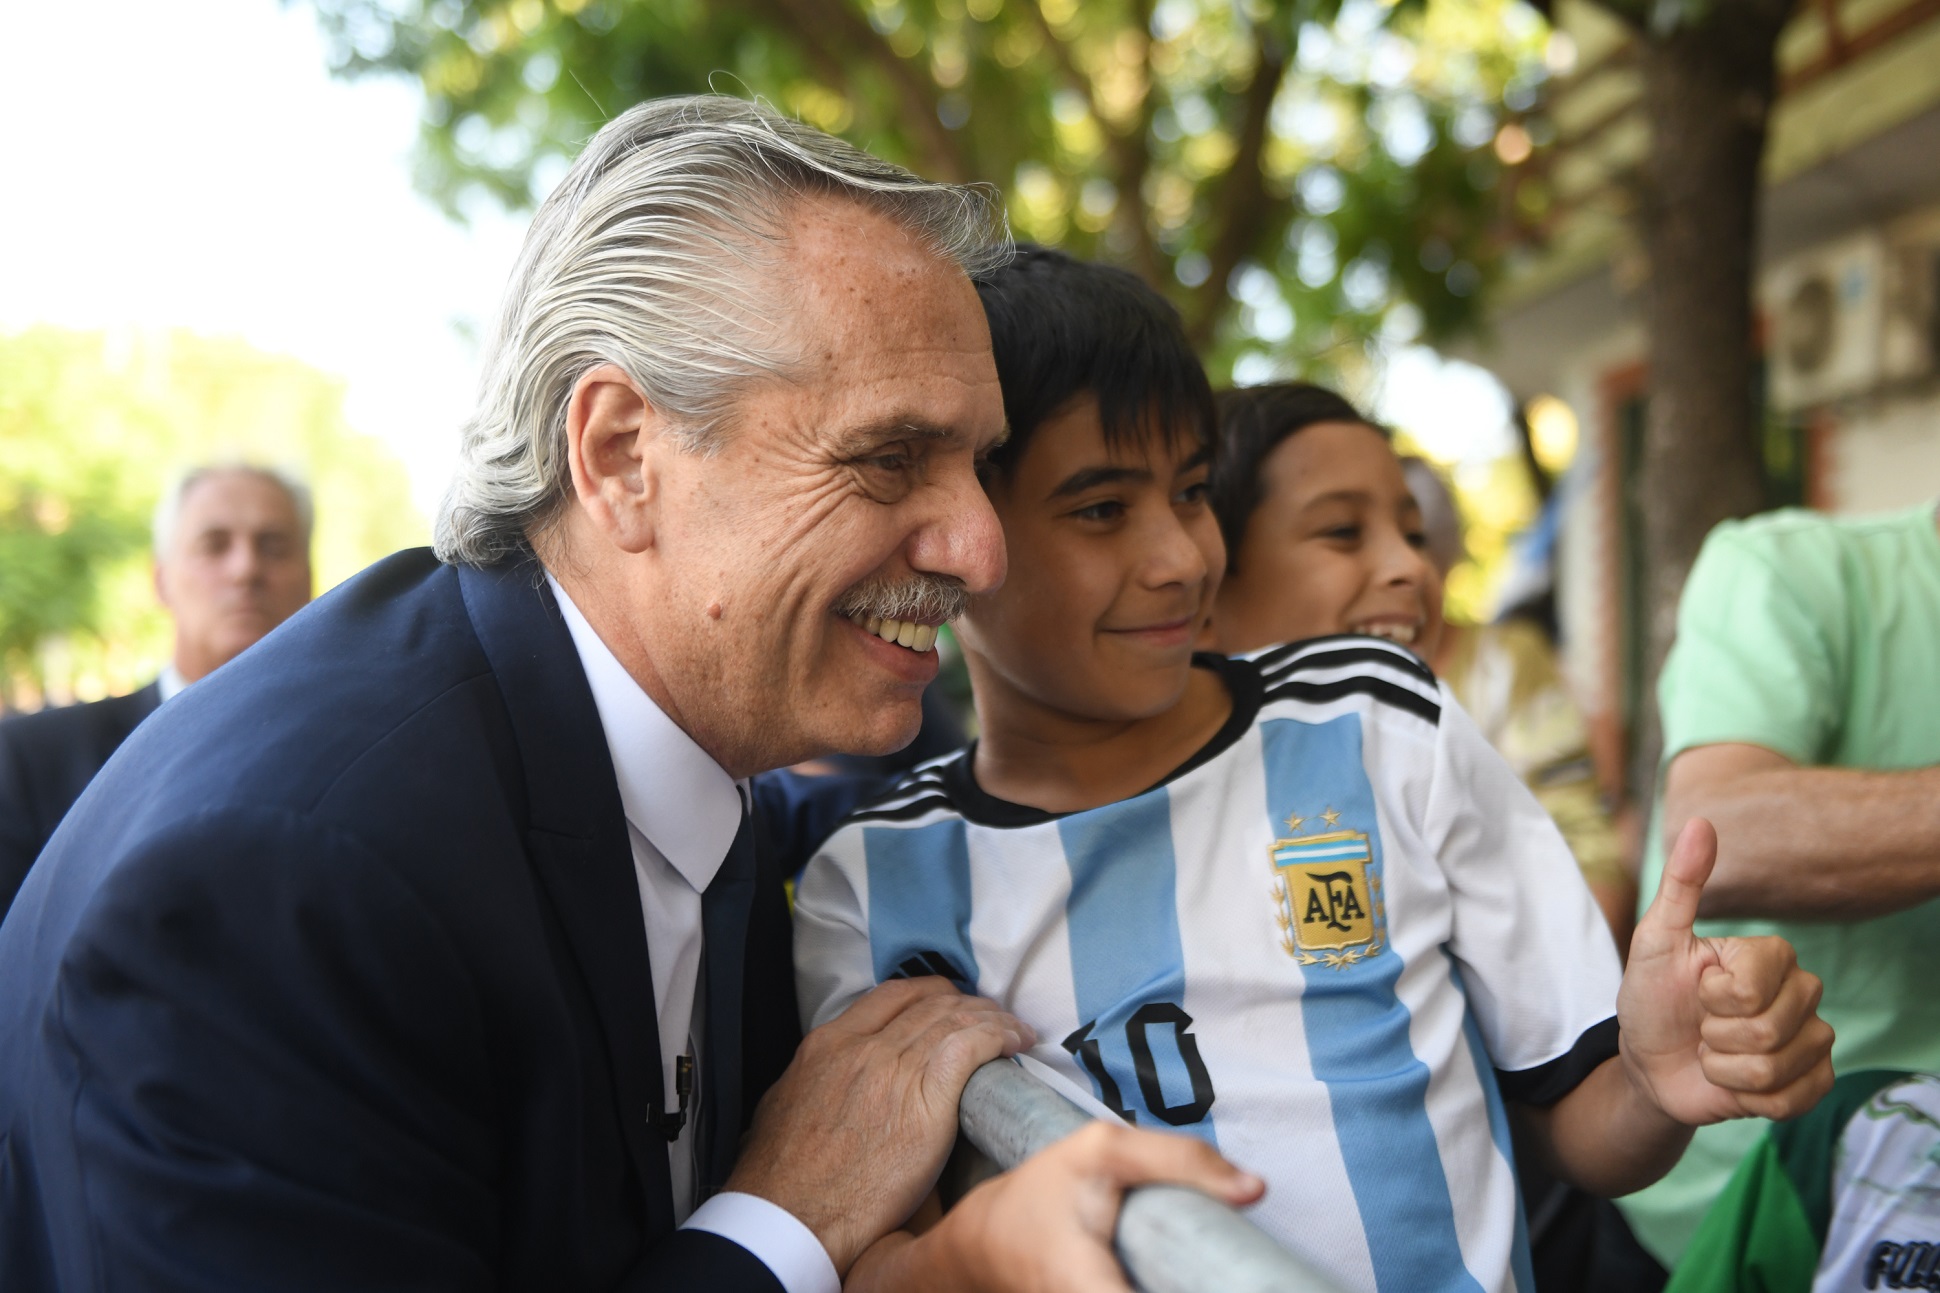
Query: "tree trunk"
1629 0 1793 797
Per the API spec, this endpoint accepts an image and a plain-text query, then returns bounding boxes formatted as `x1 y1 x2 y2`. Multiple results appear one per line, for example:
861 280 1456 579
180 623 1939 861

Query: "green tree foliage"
0 327 426 708
302 0 1552 378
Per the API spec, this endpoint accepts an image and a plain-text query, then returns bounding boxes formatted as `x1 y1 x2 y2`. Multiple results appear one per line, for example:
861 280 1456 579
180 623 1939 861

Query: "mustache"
833 574 969 625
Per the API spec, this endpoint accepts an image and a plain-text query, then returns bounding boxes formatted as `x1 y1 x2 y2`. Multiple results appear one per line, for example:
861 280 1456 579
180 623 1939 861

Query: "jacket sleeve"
19 806 784 1293
24 808 504 1291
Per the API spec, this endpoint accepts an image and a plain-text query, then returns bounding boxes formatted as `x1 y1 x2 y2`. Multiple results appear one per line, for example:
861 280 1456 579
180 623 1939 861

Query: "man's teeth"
858 614 938 653
1359 623 1417 645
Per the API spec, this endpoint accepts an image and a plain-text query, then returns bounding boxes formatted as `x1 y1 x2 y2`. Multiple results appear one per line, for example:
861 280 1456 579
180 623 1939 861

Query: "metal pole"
957 1059 1348 1293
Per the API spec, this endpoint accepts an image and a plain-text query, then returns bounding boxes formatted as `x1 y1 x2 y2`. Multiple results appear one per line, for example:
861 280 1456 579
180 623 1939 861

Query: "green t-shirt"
1618 503 1940 1267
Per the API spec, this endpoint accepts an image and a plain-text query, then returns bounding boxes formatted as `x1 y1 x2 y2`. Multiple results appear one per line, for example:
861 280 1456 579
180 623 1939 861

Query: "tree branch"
758 0 975 181
1022 0 1163 279
1186 26 1291 346
740 0 852 90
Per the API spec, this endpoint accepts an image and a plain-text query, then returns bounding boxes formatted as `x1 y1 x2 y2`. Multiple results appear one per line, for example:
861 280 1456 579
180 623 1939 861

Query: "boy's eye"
1322 524 1361 542
1177 481 1210 506
1073 500 1125 523
1406 529 1430 550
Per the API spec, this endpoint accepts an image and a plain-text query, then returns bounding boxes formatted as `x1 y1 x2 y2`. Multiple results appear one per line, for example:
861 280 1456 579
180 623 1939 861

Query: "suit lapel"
457 556 674 1224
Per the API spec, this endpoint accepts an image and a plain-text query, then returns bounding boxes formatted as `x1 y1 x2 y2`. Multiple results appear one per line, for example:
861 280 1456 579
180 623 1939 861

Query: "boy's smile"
1214 419 1441 658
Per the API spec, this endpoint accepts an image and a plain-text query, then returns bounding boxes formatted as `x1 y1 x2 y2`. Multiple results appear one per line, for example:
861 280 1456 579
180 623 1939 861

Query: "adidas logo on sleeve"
794 637 1623 1293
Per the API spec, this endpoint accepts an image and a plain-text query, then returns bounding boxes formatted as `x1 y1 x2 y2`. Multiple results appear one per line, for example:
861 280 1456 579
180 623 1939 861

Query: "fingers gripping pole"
957 1059 1348 1293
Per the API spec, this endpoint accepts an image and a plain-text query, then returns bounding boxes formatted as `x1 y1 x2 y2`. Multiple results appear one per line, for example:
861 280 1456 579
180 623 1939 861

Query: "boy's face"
958 395 1223 725
1213 420 1442 657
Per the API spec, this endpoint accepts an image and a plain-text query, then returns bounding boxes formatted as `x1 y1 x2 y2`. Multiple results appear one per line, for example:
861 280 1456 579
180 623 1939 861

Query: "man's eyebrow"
1049 465 1150 499
834 416 960 453
1176 446 1213 474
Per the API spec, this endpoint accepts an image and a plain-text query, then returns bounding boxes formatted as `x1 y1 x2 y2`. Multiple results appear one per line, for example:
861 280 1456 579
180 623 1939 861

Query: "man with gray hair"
0 463 312 916
0 96 1254 1292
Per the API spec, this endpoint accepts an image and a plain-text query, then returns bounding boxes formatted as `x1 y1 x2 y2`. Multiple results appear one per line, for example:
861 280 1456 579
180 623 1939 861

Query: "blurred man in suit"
0 464 312 913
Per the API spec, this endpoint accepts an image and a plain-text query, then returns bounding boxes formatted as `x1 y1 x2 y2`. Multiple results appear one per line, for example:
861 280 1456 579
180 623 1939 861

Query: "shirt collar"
157 664 190 703
546 573 744 893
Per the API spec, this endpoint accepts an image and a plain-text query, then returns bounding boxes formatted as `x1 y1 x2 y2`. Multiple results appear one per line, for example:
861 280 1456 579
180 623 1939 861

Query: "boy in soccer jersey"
793 247 1834 1293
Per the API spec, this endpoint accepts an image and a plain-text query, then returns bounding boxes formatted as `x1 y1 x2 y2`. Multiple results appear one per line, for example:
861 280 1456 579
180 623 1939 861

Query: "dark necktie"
695 804 757 1196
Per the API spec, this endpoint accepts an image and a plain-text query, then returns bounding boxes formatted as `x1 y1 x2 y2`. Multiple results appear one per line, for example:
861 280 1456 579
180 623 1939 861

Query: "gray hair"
435 94 1012 567
153 463 315 555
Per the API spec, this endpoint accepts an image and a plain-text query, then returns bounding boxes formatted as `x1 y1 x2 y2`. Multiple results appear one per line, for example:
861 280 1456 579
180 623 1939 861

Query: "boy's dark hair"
1210 382 1388 571
973 245 1214 478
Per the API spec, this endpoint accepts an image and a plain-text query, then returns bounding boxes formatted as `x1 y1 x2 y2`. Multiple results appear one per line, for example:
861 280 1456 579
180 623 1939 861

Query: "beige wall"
1826 390 1940 514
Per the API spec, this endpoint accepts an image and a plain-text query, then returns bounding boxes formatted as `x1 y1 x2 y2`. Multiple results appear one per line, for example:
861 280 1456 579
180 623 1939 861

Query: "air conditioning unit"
1881 220 1940 384
1765 233 1884 413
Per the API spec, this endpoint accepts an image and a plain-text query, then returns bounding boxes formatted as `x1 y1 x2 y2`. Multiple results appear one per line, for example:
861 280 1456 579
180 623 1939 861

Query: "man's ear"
564 363 666 555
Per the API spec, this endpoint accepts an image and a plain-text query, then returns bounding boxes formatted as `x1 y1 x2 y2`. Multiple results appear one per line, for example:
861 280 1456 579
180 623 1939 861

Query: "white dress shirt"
548 577 838 1293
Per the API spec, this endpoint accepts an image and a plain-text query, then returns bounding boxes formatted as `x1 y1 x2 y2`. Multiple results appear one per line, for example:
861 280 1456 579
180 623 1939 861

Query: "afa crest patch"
1271 825 1386 969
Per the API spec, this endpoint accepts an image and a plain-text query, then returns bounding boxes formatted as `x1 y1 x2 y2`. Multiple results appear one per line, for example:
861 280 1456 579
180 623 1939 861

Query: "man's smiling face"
638 197 1008 773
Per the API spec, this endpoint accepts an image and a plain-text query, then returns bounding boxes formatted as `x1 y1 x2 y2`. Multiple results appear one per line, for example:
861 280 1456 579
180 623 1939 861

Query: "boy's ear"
563 363 665 555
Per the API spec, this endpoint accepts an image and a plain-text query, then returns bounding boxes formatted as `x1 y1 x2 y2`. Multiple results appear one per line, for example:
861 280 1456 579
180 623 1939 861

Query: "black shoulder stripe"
1262 675 1441 725
848 770 950 817
1259 643 1437 689
1251 633 1368 671
1495 1017 1619 1107
846 795 958 825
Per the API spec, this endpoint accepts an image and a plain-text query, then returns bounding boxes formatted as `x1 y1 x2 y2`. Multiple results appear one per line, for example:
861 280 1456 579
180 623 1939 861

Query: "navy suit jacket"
0 681 162 917
0 549 801 1291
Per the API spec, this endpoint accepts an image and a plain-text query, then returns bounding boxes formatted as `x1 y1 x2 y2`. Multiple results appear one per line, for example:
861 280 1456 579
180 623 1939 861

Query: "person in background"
0 463 313 915
1617 501 1940 1273
1400 455 1633 950
1664 1068 1940 1293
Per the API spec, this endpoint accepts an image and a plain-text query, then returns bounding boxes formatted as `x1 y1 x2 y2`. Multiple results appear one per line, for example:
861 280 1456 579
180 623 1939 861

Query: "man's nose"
908 460 1006 596
224 539 266 582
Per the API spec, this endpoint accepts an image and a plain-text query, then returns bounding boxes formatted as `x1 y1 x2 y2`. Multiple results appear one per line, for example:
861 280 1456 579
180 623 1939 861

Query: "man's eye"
1322 525 1361 542
1177 482 1210 506
865 451 912 472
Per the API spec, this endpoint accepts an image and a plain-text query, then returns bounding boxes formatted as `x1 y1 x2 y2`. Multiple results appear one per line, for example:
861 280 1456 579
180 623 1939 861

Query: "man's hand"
1618 817 1835 1125
847 1121 1266 1293
724 978 1034 1275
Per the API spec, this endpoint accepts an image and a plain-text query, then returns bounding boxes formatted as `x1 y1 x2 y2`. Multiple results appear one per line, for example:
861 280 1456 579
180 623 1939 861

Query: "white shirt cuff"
681 1191 840 1293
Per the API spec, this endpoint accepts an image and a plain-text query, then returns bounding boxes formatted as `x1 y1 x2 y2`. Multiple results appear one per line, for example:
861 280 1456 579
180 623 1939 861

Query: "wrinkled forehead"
176 471 303 530
766 198 1001 441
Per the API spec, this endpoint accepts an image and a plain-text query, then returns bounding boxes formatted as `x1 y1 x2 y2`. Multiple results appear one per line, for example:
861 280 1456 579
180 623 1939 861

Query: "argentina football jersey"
794 636 1622 1293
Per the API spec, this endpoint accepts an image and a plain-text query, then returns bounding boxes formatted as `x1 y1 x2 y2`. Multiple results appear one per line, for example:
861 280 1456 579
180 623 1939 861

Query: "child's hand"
846 1121 1267 1293
1614 818 1835 1127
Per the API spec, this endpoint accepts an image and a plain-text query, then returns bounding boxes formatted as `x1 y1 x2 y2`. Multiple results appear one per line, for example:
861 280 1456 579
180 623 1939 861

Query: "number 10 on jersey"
1061 1002 1216 1128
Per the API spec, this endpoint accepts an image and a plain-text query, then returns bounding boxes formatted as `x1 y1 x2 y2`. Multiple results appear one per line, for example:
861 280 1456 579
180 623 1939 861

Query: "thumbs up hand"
1616 818 1835 1127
